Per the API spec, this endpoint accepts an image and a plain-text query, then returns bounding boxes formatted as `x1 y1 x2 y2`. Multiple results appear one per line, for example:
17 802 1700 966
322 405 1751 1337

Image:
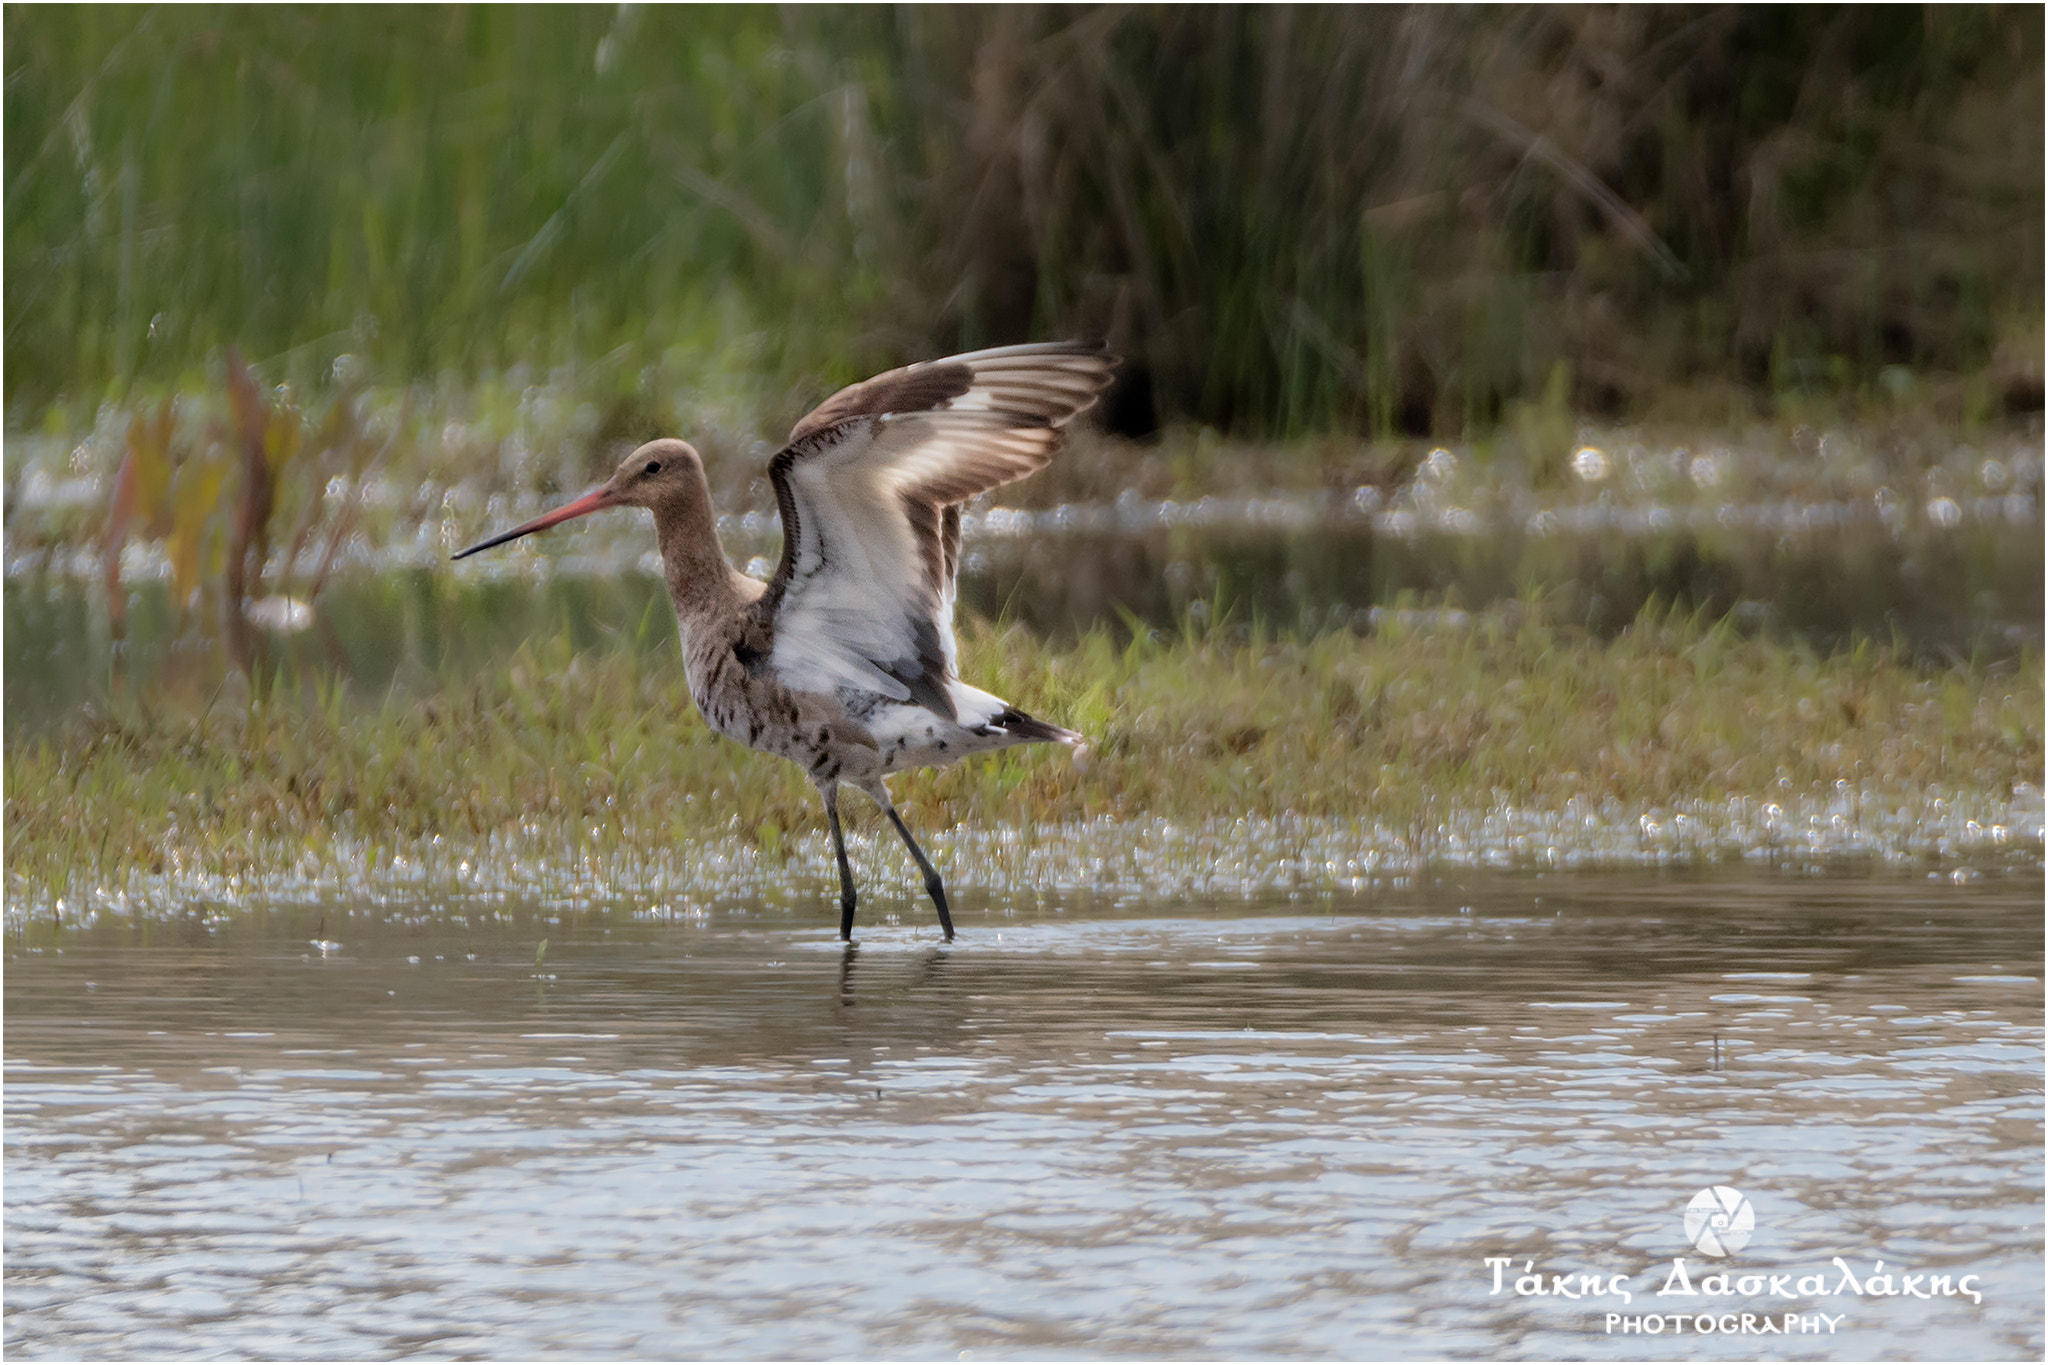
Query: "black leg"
825 785 857 941
882 802 954 942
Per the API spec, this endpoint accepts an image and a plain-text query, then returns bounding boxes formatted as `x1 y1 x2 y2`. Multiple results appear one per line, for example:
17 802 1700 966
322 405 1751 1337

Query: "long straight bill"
451 487 615 559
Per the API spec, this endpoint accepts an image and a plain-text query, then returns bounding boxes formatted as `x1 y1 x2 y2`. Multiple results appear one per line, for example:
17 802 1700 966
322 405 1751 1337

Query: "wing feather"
788 340 1116 443
760 342 1118 718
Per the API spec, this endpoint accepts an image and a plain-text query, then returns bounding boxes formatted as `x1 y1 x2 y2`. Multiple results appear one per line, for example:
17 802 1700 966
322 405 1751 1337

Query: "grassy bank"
6 606 2039 927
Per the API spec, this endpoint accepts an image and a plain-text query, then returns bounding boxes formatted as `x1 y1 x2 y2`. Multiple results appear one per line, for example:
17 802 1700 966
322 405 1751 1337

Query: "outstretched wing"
760 341 1118 718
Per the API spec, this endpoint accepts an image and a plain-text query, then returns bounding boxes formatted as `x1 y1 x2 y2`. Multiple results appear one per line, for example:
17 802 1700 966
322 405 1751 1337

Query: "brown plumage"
454 341 1120 941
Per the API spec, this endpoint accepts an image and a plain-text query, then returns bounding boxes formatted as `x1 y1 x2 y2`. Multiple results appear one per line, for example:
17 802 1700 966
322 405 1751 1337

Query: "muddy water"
6 873 2041 1360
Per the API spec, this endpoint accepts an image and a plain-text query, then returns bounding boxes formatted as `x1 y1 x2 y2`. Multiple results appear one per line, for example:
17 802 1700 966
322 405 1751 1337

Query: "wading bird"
454 342 1119 941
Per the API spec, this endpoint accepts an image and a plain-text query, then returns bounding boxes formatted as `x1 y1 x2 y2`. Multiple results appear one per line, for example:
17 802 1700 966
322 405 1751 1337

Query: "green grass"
7 7 2040 438
7 605 2039 924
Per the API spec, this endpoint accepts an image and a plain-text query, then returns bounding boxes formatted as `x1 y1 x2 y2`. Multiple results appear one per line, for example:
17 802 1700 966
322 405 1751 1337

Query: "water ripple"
5 875 2040 1359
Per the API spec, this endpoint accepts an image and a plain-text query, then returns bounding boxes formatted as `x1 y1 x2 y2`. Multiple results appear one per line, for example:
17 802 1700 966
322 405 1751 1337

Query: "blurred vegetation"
9 10 2039 914
6 5 2042 441
95 346 390 675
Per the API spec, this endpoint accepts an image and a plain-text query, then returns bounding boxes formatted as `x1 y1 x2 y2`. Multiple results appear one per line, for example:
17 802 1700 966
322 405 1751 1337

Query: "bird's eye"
643 460 662 476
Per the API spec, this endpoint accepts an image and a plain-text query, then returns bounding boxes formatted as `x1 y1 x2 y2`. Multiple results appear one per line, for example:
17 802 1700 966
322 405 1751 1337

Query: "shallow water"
7 872 2041 1359
7 505 2042 735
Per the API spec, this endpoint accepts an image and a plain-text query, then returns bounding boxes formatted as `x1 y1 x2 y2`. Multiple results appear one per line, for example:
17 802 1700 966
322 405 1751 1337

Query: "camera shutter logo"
1684 1186 1754 1256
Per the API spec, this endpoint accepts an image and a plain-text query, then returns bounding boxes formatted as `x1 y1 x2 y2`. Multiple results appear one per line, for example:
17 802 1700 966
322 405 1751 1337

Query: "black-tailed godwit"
454 341 1119 941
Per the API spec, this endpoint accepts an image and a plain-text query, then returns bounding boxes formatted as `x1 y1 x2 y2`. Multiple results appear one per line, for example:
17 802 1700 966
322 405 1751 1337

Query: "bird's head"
600 438 706 510
452 438 703 559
